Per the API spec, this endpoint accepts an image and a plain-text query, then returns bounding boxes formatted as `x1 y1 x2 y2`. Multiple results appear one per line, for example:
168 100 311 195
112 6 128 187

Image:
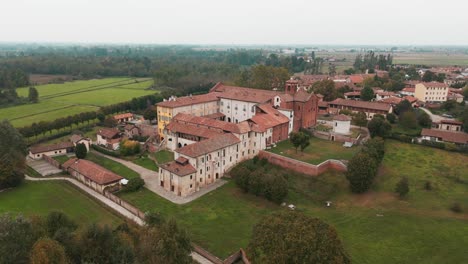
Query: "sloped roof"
62 158 123 185
328 98 391 112
113 113 133 120
176 134 240 158
172 113 244 134
30 141 74 154
421 129 468 144
98 128 120 139
156 93 219 108
333 114 352 121
210 82 280 103
160 158 196 177
165 121 224 139
419 82 449 88
293 89 313 102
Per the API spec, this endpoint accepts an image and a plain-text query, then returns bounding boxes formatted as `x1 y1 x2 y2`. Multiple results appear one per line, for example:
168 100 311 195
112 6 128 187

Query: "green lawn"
269 137 361 164
53 155 71 164
1 77 156 127
0 181 122 226
86 152 140 180
119 140 468 263
132 156 159 171
153 150 174 164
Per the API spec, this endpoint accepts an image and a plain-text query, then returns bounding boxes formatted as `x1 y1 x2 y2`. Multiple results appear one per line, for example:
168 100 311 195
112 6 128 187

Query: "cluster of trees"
289 130 311 153
0 211 192 264
235 65 290 89
422 70 445 82
232 158 288 204
392 100 432 130
247 210 350 263
353 51 393 72
345 138 385 193
311 80 353 101
368 115 392 138
0 68 29 105
119 139 141 156
0 120 27 189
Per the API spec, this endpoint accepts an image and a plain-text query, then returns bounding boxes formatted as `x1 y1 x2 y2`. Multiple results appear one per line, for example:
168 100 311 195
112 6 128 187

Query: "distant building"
432 120 463 132
327 98 393 119
420 128 468 145
400 87 415 96
96 128 122 150
113 113 134 124
29 142 75 160
414 82 449 103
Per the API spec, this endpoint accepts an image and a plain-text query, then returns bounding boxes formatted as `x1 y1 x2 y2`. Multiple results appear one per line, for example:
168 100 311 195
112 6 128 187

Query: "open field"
119 140 468 262
153 149 175 164
269 137 361 164
0 181 122 226
393 53 468 66
86 152 140 180
131 156 159 171
0 77 156 127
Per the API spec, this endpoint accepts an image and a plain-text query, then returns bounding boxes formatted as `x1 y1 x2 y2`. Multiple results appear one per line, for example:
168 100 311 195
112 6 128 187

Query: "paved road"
24 175 213 264
91 150 227 204
420 107 447 123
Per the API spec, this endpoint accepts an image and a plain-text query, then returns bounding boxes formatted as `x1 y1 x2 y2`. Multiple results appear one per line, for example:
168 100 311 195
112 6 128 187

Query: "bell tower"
285 79 299 95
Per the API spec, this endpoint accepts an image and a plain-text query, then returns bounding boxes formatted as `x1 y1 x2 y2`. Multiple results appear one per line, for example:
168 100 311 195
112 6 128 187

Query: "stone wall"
42 154 61 169
103 191 146 219
258 151 347 176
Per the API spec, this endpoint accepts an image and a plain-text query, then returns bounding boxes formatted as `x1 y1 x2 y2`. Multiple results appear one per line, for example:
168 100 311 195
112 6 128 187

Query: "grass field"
86 152 140 180
53 155 71 164
393 53 468 66
0 77 156 127
153 150 175 164
132 156 158 171
269 137 361 164
0 181 122 226
119 140 468 263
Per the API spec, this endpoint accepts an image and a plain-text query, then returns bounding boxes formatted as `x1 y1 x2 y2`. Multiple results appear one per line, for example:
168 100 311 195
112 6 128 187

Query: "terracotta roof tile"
113 113 133 120
176 134 240 158
165 121 224 139
211 83 280 103
30 141 74 154
63 158 123 184
98 128 120 139
333 114 352 121
328 98 391 112
160 160 196 176
172 113 244 134
421 129 468 144
156 93 219 108
440 119 463 125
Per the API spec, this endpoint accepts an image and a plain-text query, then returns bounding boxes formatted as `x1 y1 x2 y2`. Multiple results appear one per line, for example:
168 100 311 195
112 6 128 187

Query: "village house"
420 128 468 145
447 92 464 103
63 158 123 194
70 134 92 151
414 82 449 103
432 119 463 132
327 98 393 119
113 113 134 124
400 87 415 96
96 128 122 150
124 124 141 139
28 142 75 160
375 91 396 101
332 114 352 135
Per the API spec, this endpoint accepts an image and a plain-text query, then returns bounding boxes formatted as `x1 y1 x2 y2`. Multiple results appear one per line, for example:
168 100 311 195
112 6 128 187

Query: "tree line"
0 68 29 105
353 51 393 72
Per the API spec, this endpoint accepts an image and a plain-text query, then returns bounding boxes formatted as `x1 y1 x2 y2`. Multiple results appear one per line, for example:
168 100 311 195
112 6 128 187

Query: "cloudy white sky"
1 0 467 45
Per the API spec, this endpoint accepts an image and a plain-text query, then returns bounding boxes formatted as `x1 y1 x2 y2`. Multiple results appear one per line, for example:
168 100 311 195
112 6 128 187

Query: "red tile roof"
165 121 224 139
176 134 240 158
328 98 392 112
333 114 352 121
440 119 463 125
160 159 196 176
402 87 415 93
113 113 133 120
156 93 219 108
210 83 280 103
349 75 364 84
344 91 361 96
30 141 74 154
421 129 468 144
420 82 449 88
403 96 418 103
203 112 225 119
62 158 123 185
380 97 403 105
172 113 245 134
293 89 313 102
98 128 120 139
250 104 290 130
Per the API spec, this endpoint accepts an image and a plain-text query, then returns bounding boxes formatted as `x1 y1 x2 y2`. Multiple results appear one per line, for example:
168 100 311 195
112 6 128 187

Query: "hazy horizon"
1 0 467 45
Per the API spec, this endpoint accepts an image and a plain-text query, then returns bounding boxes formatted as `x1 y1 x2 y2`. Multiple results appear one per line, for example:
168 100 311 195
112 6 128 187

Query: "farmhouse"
414 82 449 103
113 113 134 123
432 119 463 132
97 128 122 150
124 124 140 138
29 142 75 160
420 128 468 145
70 134 92 151
400 87 415 96
63 158 123 194
327 98 393 119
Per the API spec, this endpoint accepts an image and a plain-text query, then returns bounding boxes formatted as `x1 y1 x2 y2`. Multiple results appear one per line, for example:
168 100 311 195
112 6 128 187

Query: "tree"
0 214 38 264
0 120 27 189
367 116 392 138
462 107 468 133
394 100 412 116
248 211 350 264
400 111 418 129
97 112 106 123
75 143 88 159
422 70 436 82
143 107 156 121
124 178 145 192
417 112 432 128
362 137 385 162
346 152 378 193
30 237 68 264
139 219 192 264
386 113 396 123
28 87 39 103
299 133 311 152
103 116 117 128
120 139 141 156
45 211 77 238
360 86 375 101
312 80 337 101
289 132 310 153
353 111 368 128
395 177 409 198
233 166 251 192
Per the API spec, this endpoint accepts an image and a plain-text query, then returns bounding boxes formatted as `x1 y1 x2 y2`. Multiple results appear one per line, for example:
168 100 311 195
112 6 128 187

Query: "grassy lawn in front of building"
269 136 361 164
118 140 468 263
131 156 159 171
0 181 122 226
153 149 175 164
86 152 140 180
52 155 71 164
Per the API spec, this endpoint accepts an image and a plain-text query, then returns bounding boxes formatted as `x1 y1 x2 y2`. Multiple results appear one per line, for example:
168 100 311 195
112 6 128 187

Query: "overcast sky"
1 0 467 45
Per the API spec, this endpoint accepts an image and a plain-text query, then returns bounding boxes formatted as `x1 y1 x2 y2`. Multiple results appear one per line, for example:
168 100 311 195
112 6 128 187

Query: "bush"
424 181 432 191
75 143 87 159
124 178 145 192
386 113 396 123
395 177 409 198
345 152 378 193
120 139 141 156
91 144 120 157
450 203 463 213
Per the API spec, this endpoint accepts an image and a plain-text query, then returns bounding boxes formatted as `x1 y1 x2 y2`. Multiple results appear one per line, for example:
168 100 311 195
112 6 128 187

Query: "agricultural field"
0 181 122 226
393 52 468 66
0 77 156 127
269 137 361 164
119 140 468 263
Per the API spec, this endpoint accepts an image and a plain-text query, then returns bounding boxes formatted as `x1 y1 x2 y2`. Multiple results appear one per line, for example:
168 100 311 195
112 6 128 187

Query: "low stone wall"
192 244 224 264
42 154 61 169
258 151 347 176
103 191 146 219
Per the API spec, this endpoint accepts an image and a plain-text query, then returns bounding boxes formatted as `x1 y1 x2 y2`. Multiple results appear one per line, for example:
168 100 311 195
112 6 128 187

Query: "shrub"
124 178 145 192
386 113 396 123
345 152 378 193
120 139 141 156
395 177 409 198
75 143 88 159
91 144 120 157
424 181 432 191
450 203 463 213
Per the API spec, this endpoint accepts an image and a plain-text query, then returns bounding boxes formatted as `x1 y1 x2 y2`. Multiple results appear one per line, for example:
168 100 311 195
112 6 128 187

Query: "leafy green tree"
395 177 409 198
75 143 88 159
143 107 156 121
312 80 337 101
145 212 165 227
346 152 378 193
262 172 288 204
0 214 37 264
0 120 27 189
400 111 418 129
248 211 350 264
234 166 251 193
28 86 39 103
417 112 432 128
97 112 106 123
367 116 392 138
124 178 145 192
362 137 385 162
386 113 396 123
422 71 436 82
353 111 368 128
30 237 69 264
290 131 310 153
45 211 77 238
462 107 468 133
394 100 412 116
360 86 375 101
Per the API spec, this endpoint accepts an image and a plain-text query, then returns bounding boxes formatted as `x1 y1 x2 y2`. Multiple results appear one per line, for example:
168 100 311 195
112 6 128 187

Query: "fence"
42 154 61 169
258 151 347 176
192 245 251 264
103 191 146 219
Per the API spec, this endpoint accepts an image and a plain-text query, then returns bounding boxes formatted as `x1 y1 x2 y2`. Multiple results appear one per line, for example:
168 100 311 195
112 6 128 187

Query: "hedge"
91 144 121 157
